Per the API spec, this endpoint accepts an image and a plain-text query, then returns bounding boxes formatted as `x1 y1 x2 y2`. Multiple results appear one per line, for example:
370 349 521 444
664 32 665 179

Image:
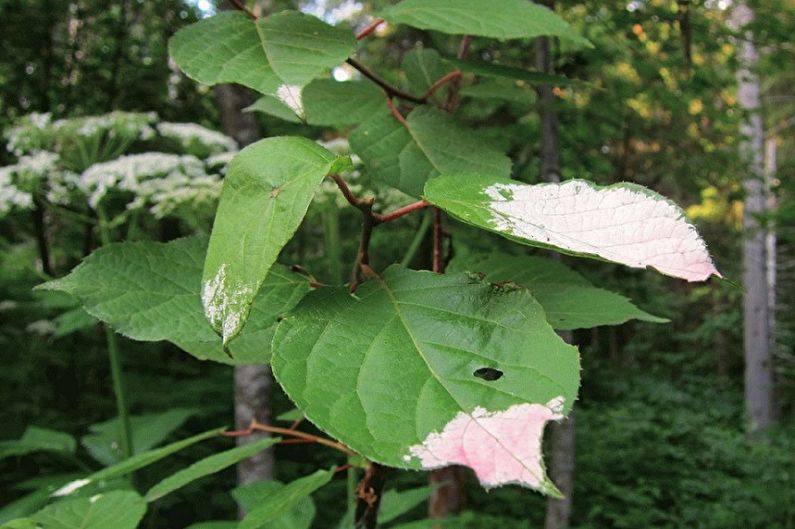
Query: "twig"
385 97 409 127
373 200 430 223
355 463 389 529
422 70 462 101
331 174 371 210
444 35 472 111
432 208 445 273
351 201 376 292
356 18 384 40
228 0 256 19
221 420 356 456
346 58 425 104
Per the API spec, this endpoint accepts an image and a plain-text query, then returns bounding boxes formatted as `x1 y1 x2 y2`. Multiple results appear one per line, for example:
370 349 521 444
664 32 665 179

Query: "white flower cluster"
77 152 222 217
5 112 157 157
156 122 237 156
0 152 62 216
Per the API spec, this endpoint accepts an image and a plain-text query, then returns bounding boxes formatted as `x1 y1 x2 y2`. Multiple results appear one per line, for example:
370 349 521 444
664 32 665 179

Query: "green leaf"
245 96 304 124
382 0 589 45
32 491 145 529
238 469 333 529
379 486 436 524
52 307 97 338
145 436 280 502
184 523 237 529
446 58 580 86
202 137 337 342
81 409 198 466
402 49 450 103
424 175 720 282
1 519 38 529
39 236 310 364
233 480 315 529
275 408 304 423
169 11 356 113
52 428 222 498
449 252 668 330
303 80 386 126
0 427 76 460
459 79 535 107
349 107 511 197
272 266 579 494
248 80 386 127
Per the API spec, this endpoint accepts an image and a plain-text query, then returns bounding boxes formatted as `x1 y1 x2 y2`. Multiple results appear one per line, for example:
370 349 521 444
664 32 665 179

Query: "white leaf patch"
483 180 720 281
406 397 565 495
276 84 305 119
202 264 253 343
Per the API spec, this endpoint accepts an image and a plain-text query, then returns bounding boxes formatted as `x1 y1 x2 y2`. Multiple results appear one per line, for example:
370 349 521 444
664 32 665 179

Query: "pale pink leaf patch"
482 180 720 282
405 397 566 495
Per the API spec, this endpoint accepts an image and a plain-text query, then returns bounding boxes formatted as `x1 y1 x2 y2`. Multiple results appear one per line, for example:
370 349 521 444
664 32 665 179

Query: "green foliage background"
1 0 794 527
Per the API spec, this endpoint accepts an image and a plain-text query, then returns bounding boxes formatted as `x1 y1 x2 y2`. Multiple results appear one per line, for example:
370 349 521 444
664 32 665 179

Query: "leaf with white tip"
425 176 720 282
272 266 579 494
202 137 339 342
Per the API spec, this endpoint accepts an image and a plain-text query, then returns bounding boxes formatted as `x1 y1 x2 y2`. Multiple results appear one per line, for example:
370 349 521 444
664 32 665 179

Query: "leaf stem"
222 420 356 456
356 18 384 40
401 209 433 267
373 200 429 223
97 206 134 460
422 70 462 101
385 97 409 127
346 58 425 104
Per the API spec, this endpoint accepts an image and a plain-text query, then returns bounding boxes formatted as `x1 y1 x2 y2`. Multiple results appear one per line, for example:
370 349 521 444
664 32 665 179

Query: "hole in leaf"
473 367 503 381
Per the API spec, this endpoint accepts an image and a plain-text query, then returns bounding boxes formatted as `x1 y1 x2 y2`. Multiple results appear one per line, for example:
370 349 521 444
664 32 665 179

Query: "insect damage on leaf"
404 397 566 495
202 264 253 343
482 180 720 282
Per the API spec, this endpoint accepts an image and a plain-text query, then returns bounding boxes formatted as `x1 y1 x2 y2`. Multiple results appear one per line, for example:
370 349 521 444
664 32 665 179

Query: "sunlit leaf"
425 176 720 282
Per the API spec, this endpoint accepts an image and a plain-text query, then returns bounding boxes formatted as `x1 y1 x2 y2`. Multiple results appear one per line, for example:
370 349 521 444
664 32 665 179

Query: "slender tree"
731 2 774 432
534 2 576 526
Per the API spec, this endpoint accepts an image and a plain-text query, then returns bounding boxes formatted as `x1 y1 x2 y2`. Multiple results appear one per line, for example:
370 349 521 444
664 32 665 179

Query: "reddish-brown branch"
355 463 390 529
432 208 445 273
445 36 472 111
346 58 425 104
422 70 462 101
356 18 384 40
385 97 409 127
221 420 356 456
228 0 256 19
374 200 430 223
332 174 370 210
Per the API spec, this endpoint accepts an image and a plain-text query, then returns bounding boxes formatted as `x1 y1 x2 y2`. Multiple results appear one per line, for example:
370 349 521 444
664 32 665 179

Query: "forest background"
0 0 794 528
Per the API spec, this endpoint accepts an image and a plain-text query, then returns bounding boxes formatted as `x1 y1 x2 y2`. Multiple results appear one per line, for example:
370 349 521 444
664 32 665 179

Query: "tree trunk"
731 2 774 433
764 137 777 359
213 81 274 491
535 3 576 527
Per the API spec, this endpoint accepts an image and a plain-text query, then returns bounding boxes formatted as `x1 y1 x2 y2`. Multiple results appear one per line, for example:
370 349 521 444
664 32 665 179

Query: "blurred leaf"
32 490 145 529
145 436 280 502
233 480 316 529
0 427 76 460
238 469 333 529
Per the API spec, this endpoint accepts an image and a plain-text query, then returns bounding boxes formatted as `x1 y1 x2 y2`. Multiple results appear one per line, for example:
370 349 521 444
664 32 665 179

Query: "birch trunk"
731 2 774 433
